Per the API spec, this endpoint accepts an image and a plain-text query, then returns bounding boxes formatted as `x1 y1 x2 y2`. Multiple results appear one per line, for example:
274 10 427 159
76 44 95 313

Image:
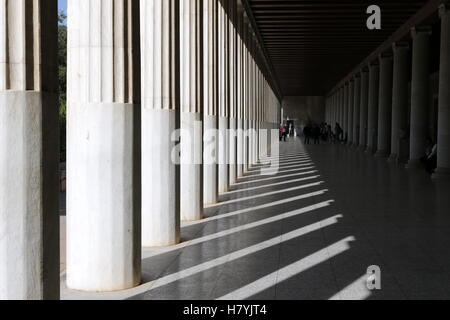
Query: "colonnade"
325 2 450 179
0 0 281 299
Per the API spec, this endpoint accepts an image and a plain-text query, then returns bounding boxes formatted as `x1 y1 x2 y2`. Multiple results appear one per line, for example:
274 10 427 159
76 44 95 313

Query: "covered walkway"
62 138 450 300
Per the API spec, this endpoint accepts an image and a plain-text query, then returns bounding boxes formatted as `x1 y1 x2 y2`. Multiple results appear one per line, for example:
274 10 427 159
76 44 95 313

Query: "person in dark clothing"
335 123 343 142
327 124 334 143
313 125 321 144
303 125 311 144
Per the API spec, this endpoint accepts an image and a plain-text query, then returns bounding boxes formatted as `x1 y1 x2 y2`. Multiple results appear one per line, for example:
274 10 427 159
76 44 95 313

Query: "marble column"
180 0 203 221
243 16 249 172
203 0 219 204
67 0 141 291
359 68 369 150
141 0 180 247
339 87 344 129
0 0 59 300
389 42 410 163
434 4 450 179
366 61 380 154
348 79 354 145
228 0 237 185
375 53 393 158
343 83 349 142
353 74 361 147
218 1 229 192
248 44 255 168
407 26 431 168
237 4 245 178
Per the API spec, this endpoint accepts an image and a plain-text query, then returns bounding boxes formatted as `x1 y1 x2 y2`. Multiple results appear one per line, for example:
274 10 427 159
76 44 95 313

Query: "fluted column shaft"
243 16 249 172
180 0 203 221
390 42 410 163
141 0 180 247
218 1 229 192
359 68 369 150
435 5 450 178
67 0 141 291
407 27 431 167
375 53 393 158
203 0 218 204
237 4 245 178
0 0 59 300
353 75 361 147
228 0 237 185
348 80 354 144
343 83 349 141
366 62 380 153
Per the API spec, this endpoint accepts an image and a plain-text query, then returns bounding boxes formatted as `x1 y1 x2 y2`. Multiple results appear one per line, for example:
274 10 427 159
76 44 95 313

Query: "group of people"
303 122 343 145
279 123 295 142
302 121 438 175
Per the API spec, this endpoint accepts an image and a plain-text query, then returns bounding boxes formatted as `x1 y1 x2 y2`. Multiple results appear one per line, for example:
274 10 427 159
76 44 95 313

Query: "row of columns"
325 3 450 179
0 0 281 299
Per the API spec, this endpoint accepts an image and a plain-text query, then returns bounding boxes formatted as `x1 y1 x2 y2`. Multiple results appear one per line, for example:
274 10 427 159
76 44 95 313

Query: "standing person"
303 124 311 145
335 123 343 143
279 124 284 142
283 124 288 141
327 124 333 144
313 125 321 145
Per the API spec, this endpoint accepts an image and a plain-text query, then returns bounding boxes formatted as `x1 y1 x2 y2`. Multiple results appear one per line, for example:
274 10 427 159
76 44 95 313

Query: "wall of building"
281 96 326 126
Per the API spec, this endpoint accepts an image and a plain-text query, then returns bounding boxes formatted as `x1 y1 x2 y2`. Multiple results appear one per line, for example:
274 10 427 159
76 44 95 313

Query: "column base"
432 167 450 181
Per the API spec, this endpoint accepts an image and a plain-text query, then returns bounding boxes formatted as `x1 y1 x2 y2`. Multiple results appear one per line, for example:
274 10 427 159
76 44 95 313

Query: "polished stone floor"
61 136 450 300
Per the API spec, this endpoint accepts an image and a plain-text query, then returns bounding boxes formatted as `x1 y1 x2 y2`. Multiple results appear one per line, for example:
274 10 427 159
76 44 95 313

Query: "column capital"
354 73 361 79
361 66 369 73
411 25 432 37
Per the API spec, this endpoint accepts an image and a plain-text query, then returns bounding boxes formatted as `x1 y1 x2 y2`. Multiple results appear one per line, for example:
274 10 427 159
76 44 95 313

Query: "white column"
180 0 203 221
228 0 237 185
204 0 219 204
141 0 180 247
407 27 431 168
353 74 361 147
243 16 249 173
366 61 380 154
375 53 393 158
348 79 354 145
67 0 141 291
0 0 59 300
359 68 369 150
218 2 229 193
237 6 245 178
434 4 450 179
389 42 410 163
338 87 345 129
343 82 349 142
